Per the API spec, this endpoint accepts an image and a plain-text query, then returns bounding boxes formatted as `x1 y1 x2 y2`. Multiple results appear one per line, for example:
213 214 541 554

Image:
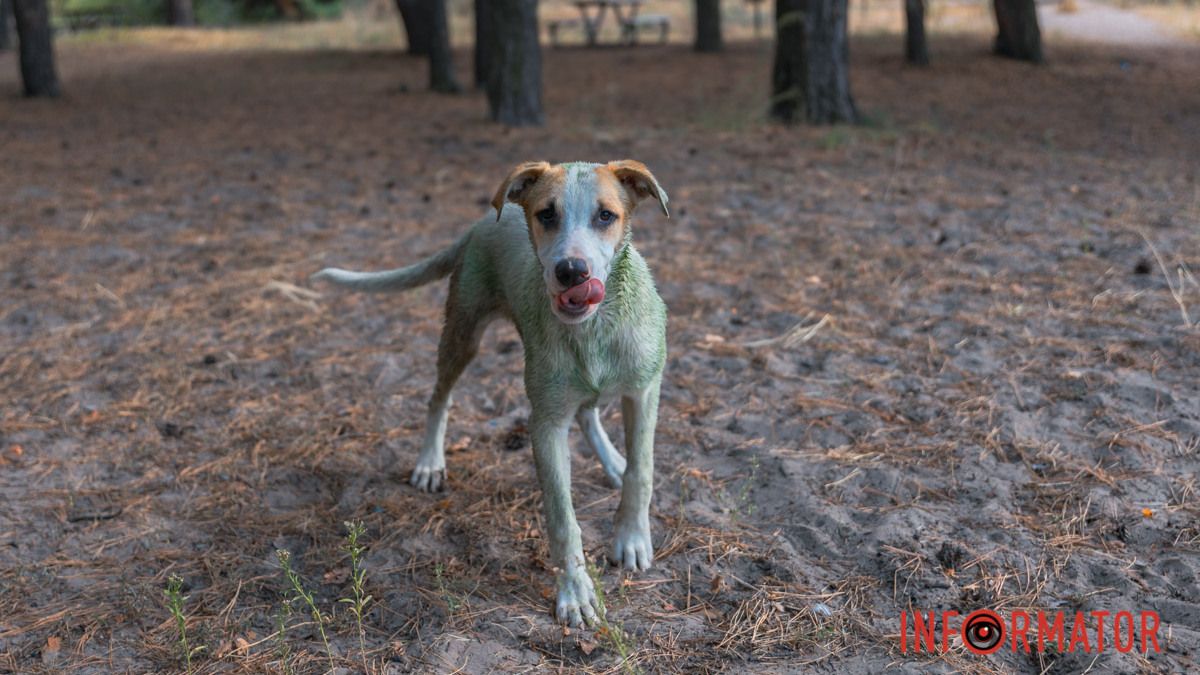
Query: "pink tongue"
558 278 605 309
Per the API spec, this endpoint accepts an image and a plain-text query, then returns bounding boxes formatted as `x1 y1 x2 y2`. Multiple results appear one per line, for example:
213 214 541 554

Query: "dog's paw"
555 566 601 627
610 523 654 571
409 463 446 492
603 454 626 489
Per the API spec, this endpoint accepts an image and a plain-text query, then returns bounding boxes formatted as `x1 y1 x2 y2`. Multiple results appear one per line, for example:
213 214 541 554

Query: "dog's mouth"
555 278 605 319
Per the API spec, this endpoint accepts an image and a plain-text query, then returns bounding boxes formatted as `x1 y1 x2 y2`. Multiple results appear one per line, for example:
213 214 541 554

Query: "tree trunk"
11 0 59 98
904 0 928 65
992 0 1043 63
474 0 493 89
0 0 12 52
486 0 543 126
395 0 434 56
771 0 856 125
167 0 195 26
428 0 460 92
695 0 722 52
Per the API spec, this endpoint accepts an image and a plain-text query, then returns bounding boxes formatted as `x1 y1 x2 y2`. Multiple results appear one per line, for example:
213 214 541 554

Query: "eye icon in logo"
962 609 1005 654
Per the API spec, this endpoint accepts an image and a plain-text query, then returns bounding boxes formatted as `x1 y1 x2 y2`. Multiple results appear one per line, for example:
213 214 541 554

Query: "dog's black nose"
555 258 590 288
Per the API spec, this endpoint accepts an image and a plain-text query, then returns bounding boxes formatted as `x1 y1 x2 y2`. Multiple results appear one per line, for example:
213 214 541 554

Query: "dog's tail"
311 234 467 293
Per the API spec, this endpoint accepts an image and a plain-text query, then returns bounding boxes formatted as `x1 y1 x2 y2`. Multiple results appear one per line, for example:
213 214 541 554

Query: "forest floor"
2 29 1200 675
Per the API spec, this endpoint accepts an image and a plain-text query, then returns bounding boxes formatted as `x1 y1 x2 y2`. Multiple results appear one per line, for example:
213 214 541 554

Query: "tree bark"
474 0 493 89
167 0 195 26
0 0 12 52
992 0 1043 63
771 0 856 125
11 0 60 98
904 0 928 65
486 0 543 126
395 0 434 56
428 0 460 92
695 0 722 52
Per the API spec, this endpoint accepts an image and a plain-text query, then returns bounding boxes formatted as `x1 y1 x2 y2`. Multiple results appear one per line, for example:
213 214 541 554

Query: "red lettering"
941 611 959 653
1038 611 1066 652
1090 611 1109 652
1010 610 1031 653
1069 611 1091 652
1141 611 1161 653
914 611 937 653
1114 611 1134 653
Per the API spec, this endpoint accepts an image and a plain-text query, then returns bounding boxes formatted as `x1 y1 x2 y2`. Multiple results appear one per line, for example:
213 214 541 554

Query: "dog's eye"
596 209 615 226
536 207 557 228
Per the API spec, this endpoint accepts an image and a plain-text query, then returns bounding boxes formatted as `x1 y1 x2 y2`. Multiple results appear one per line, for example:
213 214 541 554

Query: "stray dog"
313 160 669 626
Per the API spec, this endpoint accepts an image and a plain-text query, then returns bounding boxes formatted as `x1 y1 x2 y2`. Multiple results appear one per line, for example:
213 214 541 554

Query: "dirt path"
1039 0 1184 46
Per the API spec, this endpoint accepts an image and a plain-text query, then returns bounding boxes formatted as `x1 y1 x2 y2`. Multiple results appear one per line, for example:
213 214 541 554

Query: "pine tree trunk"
167 0 195 26
904 0 928 65
11 0 59 98
395 0 434 56
428 0 460 92
474 0 493 89
486 0 543 126
993 0 1043 63
0 0 12 52
771 0 856 125
695 0 722 52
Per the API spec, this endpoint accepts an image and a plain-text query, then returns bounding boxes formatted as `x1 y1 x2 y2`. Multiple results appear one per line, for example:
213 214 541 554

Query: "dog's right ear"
491 161 551 221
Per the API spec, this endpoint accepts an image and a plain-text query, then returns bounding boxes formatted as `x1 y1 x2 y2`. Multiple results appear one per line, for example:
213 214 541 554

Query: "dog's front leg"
611 377 660 571
531 411 600 626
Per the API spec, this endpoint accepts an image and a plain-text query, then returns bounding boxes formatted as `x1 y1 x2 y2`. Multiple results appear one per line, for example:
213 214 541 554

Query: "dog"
313 160 669 626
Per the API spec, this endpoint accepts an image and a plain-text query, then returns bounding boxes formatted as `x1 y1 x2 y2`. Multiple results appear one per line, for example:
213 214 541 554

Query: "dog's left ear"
491 161 551 221
607 160 669 218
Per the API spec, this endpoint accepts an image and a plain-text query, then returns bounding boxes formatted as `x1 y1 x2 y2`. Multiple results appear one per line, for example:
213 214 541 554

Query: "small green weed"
340 521 373 671
162 574 205 673
276 549 335 673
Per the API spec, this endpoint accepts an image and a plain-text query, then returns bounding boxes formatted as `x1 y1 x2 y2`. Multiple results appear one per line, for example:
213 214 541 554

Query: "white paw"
555 566 601 627
603 454 626 489
610 523 654 571
409 461 445 492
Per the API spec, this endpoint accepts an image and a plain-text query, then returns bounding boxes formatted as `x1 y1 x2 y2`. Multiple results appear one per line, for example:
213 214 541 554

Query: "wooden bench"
547 18 583 46
620 14 670 45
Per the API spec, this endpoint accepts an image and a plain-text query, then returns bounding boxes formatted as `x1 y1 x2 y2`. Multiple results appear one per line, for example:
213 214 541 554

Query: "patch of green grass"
162 574 205 673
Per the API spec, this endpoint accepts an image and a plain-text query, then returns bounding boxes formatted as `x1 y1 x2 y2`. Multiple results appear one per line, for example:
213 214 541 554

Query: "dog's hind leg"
575 406 626 489
411 304 491 492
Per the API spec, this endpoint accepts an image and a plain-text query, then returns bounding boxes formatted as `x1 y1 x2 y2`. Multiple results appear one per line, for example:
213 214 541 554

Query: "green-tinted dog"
313 160 669 626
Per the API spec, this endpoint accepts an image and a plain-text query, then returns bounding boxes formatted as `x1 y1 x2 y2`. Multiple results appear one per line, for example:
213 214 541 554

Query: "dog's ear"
607 160 669 218
491 161 552 221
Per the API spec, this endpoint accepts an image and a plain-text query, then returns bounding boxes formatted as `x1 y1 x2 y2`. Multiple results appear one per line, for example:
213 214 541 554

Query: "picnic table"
547 0 670 47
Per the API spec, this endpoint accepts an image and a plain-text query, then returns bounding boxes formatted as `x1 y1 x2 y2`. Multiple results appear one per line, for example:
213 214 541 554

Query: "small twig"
1140 231 1193 328
741 314 832 350
264 280 323 312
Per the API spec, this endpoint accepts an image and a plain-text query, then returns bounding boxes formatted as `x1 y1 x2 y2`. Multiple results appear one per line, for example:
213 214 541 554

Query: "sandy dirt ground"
1039 0 1182 47
2 27 1200 675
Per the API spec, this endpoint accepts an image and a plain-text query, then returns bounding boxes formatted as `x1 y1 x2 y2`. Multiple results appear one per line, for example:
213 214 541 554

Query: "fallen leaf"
45 636 61 653
578 639 597 655
711 574 725 594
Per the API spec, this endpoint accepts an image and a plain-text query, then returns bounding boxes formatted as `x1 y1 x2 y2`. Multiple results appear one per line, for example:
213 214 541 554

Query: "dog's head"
491 160 669 324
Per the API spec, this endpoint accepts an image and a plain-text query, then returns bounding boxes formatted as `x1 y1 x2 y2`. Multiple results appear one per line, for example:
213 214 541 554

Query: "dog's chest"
561 324 660 399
